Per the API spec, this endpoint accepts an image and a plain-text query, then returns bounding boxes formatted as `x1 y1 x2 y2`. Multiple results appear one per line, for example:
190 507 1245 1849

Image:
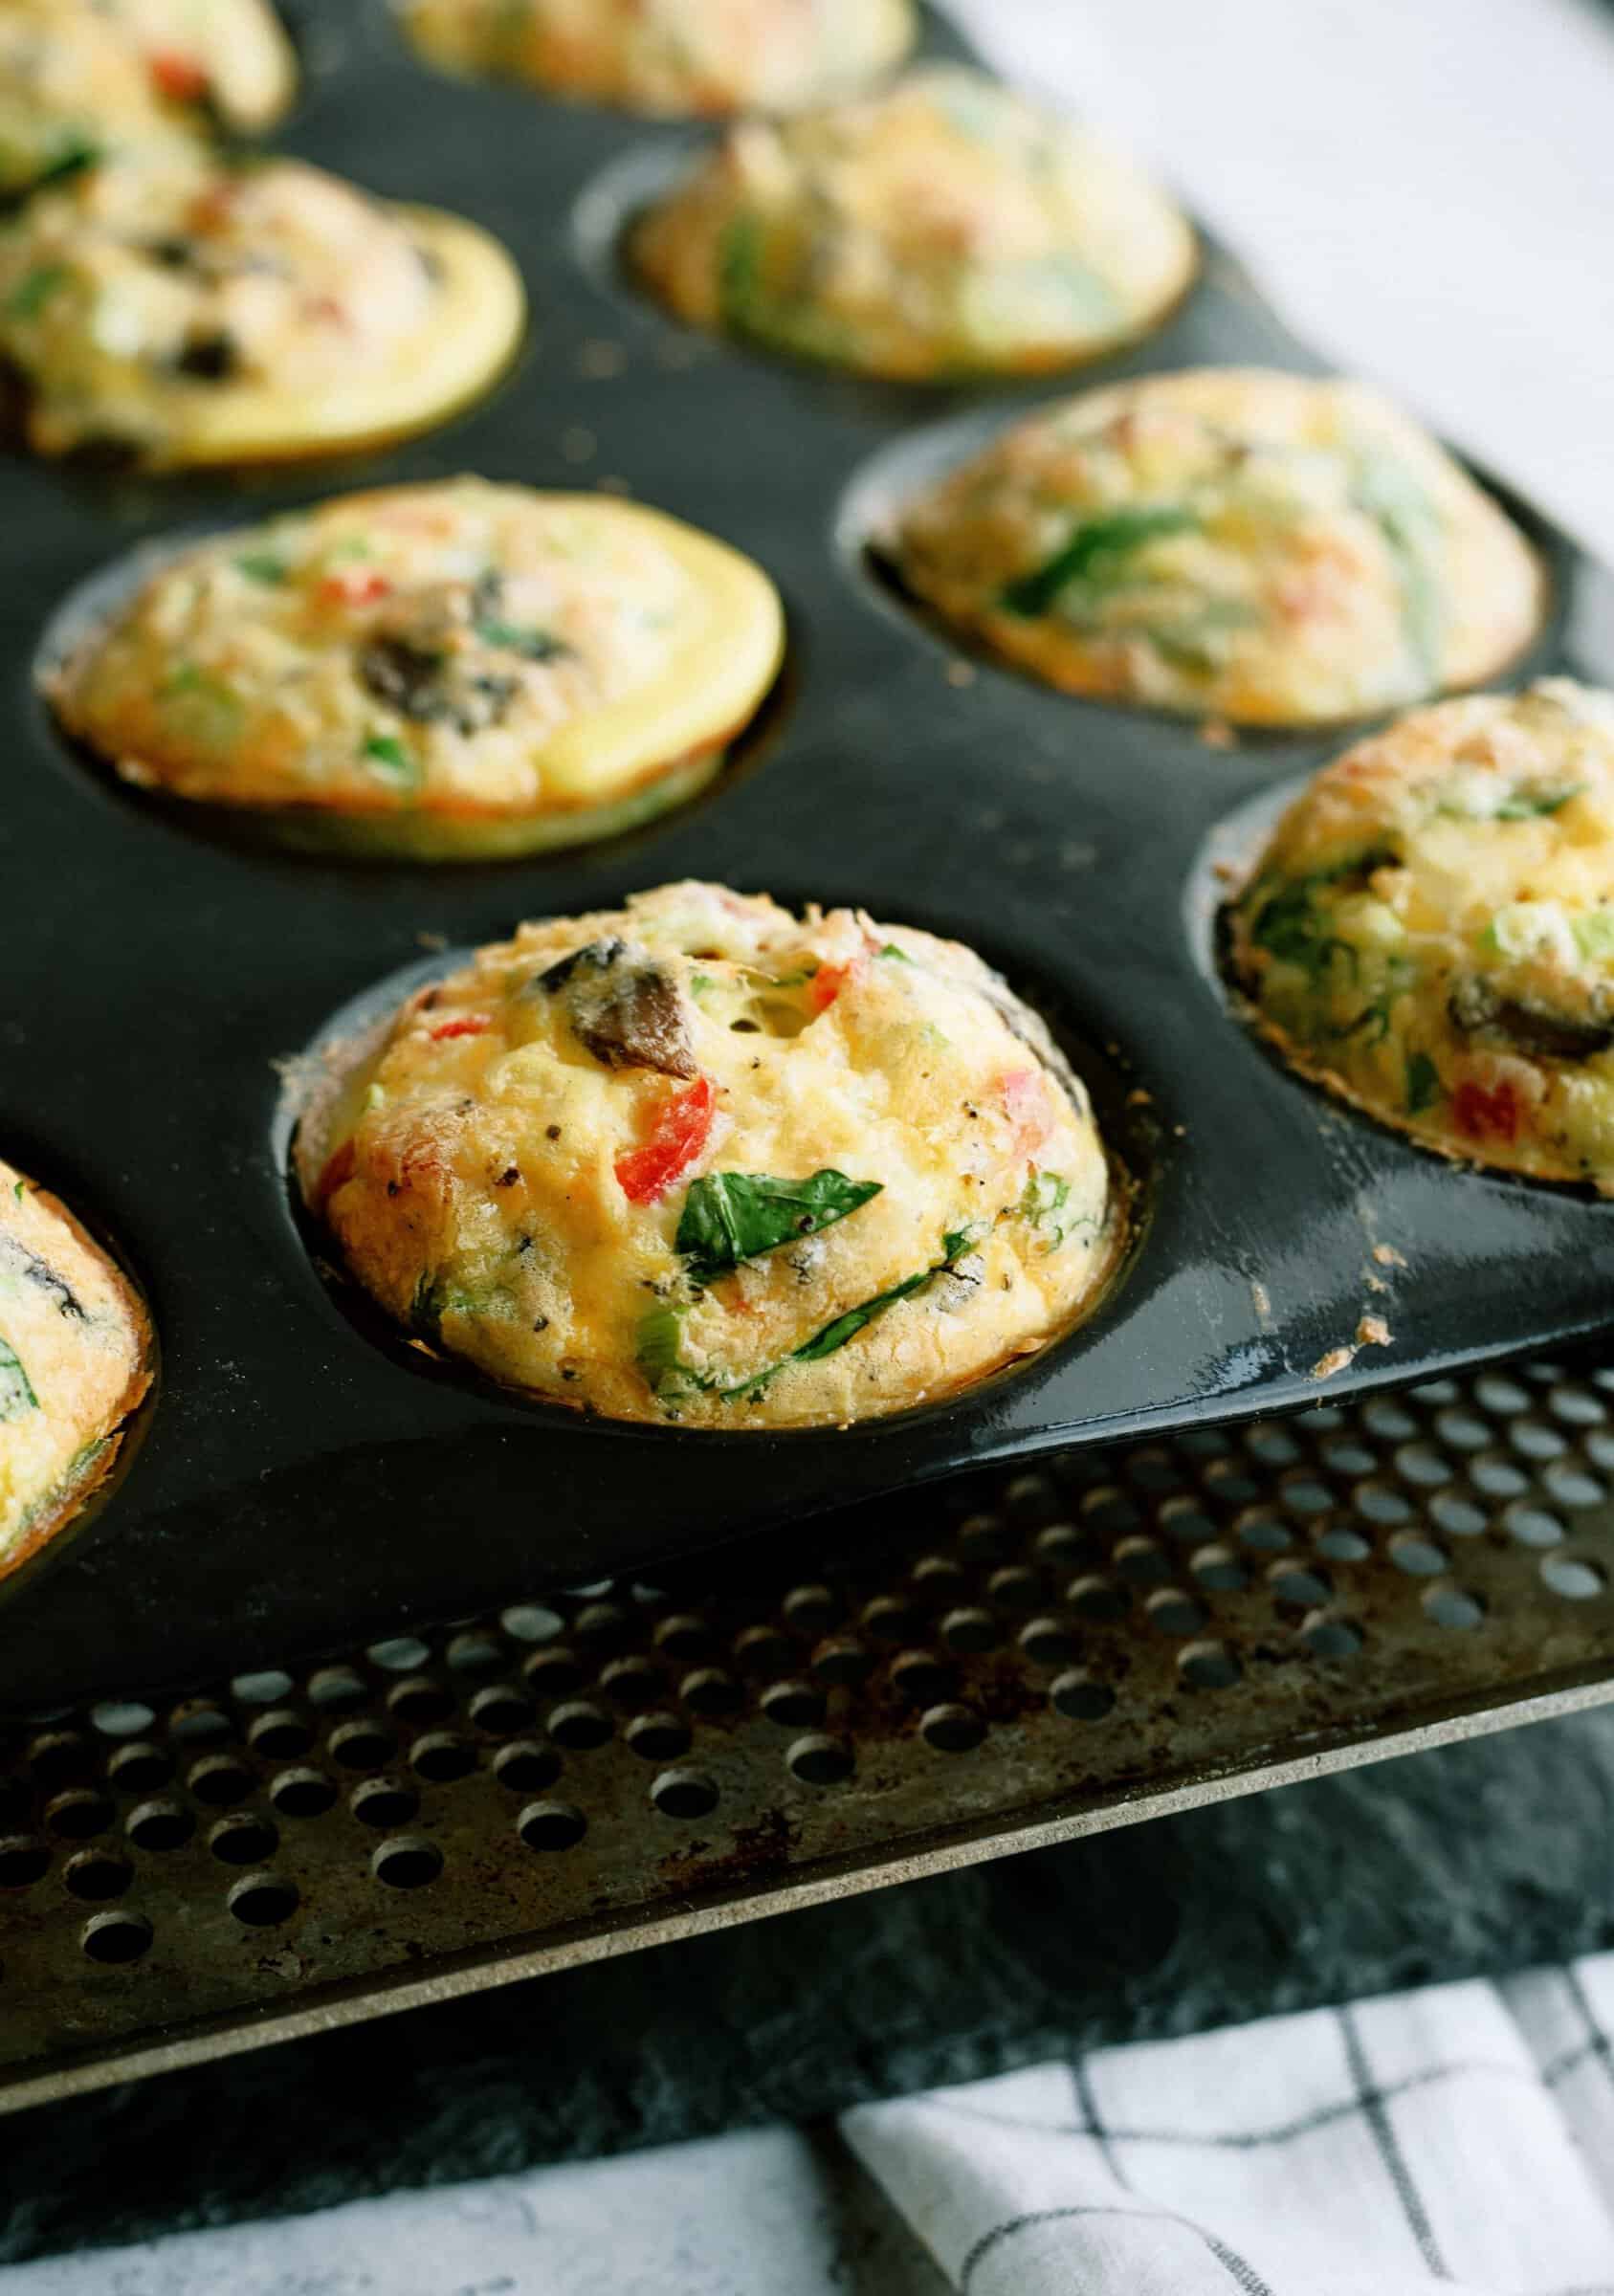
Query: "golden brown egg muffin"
396 0 914 117
631 66 1194 382
0 1159 153 1578
0 148 523 466
298 882 1118 1428
1227 680 1614 1190
50 480 785 859
893 368 1543 727
0 0 295 200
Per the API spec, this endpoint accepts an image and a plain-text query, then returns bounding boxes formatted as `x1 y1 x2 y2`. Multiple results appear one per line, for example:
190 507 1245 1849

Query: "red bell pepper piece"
1453 1078 1521 1143
809 958 865 1012
317 568 390 608
150 50 210 101
615 1075 716 1203
429 1015 492 1043
1001 1067 1052 1160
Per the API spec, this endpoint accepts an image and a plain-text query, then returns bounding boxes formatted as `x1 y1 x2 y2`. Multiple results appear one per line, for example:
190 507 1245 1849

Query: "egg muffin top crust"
0 0 295 199
632 66 1194 383
1227 680 1614 1191
0 1159 153 1578
0 149 523 465
893 368 1543 727
300 883 1118 1430
397 0 915 117
50 481 785 858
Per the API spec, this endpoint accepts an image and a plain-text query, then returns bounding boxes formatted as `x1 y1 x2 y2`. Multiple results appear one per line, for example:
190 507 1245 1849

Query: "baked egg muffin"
631 66 1194 382
298 882 1118 1428
49 480 785 858
893 368 1543 727
1228 680 1614 1190
396 0 914 116
0 1159 153 1578
0 148 523 465
0 0 295 201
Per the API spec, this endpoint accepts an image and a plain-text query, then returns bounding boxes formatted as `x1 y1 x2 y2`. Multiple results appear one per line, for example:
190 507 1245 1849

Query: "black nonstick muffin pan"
4 0 1611 1712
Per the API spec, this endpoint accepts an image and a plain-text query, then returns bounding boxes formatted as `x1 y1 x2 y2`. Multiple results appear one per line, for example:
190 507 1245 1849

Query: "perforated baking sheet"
2 1353 1612 2111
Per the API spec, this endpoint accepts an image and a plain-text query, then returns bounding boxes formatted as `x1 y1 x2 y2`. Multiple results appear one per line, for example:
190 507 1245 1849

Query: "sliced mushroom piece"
537 938 697 1079
1448 976 1614 1060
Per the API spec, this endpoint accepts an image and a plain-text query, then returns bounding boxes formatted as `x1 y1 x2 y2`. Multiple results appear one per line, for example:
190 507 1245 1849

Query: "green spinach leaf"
676 1169 883 1285
0 1335 36 1422
1002 506 1198 619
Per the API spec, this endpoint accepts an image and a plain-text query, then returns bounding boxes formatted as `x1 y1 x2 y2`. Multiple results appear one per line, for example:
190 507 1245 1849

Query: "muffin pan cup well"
2 0 1612 1711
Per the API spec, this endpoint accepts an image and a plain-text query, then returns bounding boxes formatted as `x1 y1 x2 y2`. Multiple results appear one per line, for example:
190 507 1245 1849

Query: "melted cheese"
303 883 1117 1428
634 66 1194 382
895 367 1543 727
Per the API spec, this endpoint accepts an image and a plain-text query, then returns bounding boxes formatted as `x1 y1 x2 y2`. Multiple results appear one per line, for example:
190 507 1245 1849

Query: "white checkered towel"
20 1958 1614 2294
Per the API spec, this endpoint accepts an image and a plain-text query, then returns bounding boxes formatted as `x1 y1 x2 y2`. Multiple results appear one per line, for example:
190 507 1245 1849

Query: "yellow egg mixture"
1229 681 1614 1188
0 0 294 197
51 481 785 857
397 0 915 117
895 368 1542 726
0 1161 152 1575
302 884 1118 1429
0 149 522 465
634 65 1194 381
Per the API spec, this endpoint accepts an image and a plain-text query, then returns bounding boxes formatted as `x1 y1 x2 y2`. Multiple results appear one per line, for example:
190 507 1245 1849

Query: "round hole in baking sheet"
650 1769 718 1819
64 1848 133 1901
0 1839 50 1888
518 1799 586 1851
492 1741 562 1792
124 1799 193 1851
624 1712 692 1762
267 1769 335 1820
209 1815 278 1866
371 1837 442 1890
785 1735 852 1787
228 1873 298 1928
80 1910 152 1964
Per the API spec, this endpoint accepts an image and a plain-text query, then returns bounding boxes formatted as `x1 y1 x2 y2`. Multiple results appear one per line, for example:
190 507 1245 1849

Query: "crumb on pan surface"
0 1159 152 1576
300 882 1121 1430
893 367 1543 726
396 0 915 116
631 64 1193 381
0 0 295 196
1229 679 1614 1192
49 480 785 847
0 149 523 465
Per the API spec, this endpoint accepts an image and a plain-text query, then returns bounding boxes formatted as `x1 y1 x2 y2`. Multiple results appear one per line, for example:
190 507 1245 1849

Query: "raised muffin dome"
0 1158 153 1578
0 149 523 465
1229 680 1614 1189
396 0 915 118
893 367 1543 726
50 481 785 859
300 883 1119 1428
633 65 1194 381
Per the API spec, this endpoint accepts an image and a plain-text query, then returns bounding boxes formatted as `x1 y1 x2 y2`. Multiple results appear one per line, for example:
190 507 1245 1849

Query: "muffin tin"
4 0 1613 1712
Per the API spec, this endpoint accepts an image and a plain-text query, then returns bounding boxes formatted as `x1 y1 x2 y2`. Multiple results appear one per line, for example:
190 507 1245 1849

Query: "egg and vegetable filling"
632 66 1194 382
1228 681 1614 1189
397 0 915 118
0 1160 152 1575
50 482 785 857
302 883 1118 1429
0 149 523 464
0 0 295 200
894 368 1542 727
